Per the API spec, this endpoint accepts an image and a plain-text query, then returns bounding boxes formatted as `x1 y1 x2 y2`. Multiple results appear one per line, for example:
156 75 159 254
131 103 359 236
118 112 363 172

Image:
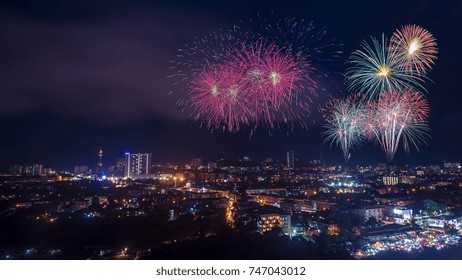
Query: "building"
257 213 292 235
374 193 413 206
207 162 217 170
377 185 399 195
399 175 418 185
383 176 399 186
74 165 89 175
191 158 202 169
443 162 460 170
25 164 43 176
10 164 23 175
309 159 321 167
311 199 337 211
43 168 55 175
393 207 413 224
429 165 441 174
353 206 384 223
124 153 152 178
427 216 462 229
287 150 295 170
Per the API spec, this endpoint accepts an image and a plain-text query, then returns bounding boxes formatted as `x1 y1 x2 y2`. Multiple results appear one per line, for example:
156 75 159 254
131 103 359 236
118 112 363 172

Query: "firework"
172 17 341 133
170 28 246 109
322 94 367 162
230 41 303 106
390 24 438 76
227 40 312 126
323 24 437 162
189 64 256 132
346 34 426 100
364 88 430 161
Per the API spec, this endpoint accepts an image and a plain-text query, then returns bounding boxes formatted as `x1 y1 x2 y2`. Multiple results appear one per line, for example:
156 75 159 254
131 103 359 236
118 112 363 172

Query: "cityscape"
1 149 462 259
1 0 461 262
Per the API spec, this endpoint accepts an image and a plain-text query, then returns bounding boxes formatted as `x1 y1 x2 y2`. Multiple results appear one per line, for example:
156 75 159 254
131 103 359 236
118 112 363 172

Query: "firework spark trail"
390 24 438 76
322 94 367 163
364 89 430 162
346 34 427 100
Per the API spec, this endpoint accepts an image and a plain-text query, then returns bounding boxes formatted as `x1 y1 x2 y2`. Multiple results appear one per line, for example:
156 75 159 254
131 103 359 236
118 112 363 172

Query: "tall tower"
98 148 103 167
287 150 295 170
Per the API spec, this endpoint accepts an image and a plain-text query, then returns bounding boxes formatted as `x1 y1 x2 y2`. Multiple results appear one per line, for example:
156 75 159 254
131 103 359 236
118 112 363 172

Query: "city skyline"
4 138 462 171
6 148 462 177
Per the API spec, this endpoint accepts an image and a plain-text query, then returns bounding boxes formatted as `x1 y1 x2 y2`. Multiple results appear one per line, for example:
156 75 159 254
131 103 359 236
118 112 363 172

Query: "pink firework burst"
189 64 256 133
227 40 315 127
390 24 438 76
364 88 430 161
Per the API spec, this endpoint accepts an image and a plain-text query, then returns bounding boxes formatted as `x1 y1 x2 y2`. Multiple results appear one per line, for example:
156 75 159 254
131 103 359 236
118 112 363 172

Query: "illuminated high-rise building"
28 164 43 176
124 153 152 178
287 150 295 170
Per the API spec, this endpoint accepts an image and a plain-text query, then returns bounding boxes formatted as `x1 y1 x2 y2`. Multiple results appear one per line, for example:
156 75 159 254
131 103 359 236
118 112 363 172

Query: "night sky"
0 0 461 171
